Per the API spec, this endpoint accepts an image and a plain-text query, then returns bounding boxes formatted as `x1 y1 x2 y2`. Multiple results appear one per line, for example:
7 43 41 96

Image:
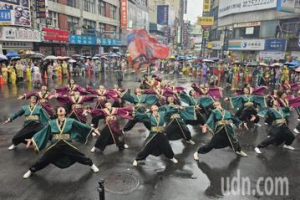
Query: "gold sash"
25 115 39 121
151 126 164 132
52 134 70 140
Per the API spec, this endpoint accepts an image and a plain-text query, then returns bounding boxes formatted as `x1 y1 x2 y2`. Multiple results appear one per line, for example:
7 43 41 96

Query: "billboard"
228 39 265 50
120 0 128 29
218 0 277 17
197 17 214 26
157 5 169 25
265 39 286 51
203 0 211 12
0 0 31 27
277 0 296 12
36 0 48 18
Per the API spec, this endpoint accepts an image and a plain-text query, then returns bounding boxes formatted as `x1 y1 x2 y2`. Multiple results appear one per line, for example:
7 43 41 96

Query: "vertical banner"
36 0 47 18
120 0 128 29
184 0 187 14
203 0 211 12
157 5 169 25
183 21 188 49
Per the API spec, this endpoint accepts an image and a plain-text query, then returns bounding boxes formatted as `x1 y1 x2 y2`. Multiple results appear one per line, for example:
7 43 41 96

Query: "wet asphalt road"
0 71 299 200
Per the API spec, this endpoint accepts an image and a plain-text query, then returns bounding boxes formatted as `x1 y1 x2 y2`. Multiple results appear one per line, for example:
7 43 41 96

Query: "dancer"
120 88 158 132
23 107 100 179
56 79 87 95
132 105 179 166
194 101 248 161
18 85 55 118
255 100 295 154
3 95 49 150
163 96 196 144
89 102 133 152
86 85 118 109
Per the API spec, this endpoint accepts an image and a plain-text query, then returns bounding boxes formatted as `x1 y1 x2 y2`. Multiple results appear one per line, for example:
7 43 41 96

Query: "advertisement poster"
0 0 31 27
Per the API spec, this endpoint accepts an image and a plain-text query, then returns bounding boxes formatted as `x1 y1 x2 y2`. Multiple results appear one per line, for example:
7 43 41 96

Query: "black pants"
236 107 260 123
94 125 125 151
198 129 241 154
123 119 151 131
257 126 295 148
30 141 93 172
12 121 44 145
136 132 175 161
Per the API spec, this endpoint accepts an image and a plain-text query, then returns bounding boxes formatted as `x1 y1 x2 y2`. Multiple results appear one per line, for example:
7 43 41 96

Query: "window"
110 4 117 19
48 0 58 2
99 23 105 33
83 19 96 29
67 0 78 8
83 0 95 13
98 1 105 16
68 16 80 32
48 11 58 28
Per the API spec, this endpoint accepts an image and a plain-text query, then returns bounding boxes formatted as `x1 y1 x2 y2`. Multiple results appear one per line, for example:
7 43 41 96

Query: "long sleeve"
120 90 134 103
9 108 25 121
86 86 98 95
39 108 50 125
145 94 158 105
230 96 244 109
179 92 191 105
179 106 196 121
91 109 105 118
116 107 134 120
24 92 38 99
82 95 97 103
205 112 216 134
252 95 267 108
32 125 51 152
133 112 150 123
71 119 93 144
230 113 242 127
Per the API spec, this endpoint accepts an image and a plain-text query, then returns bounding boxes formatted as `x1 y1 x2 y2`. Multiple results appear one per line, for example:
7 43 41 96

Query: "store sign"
219 0 277 17
99 38 121 46
259 51 284 60
42 28 69 42
0 0 31 27
277 0 296 12
228 39 265 50
157 5 169 25
234 21 261 28
184 0 187 14
69 35 97 45
265 39 286 51
207 42 213 49
120 0 127 29
197 17 214 26
203 0 211 12
203 31 210 39
0 27 41 42
0 10 12 25
212 41 222 50
182 22 188 48
2 41 33 49
36 0 48 18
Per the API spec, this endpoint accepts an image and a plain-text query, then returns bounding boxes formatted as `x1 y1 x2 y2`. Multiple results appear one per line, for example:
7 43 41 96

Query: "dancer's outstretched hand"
2 119 10 125
243 123 248 130
26 139 32 148
201 125 207 133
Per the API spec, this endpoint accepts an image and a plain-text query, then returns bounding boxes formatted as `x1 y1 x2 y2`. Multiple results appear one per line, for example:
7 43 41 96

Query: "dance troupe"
2 76 300 179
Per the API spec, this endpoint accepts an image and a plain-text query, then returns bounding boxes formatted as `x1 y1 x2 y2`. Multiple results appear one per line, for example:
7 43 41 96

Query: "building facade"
208 0 300 61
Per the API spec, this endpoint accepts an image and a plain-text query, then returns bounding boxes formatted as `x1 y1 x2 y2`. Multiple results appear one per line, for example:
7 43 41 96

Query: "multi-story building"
209 0 300 61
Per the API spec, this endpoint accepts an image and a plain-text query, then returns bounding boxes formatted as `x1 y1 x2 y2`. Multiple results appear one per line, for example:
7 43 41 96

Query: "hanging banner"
157 5 169 25
203 0 211 12
277 0 296 12
0 27 41 42
0 0 31 27
36 0 48 18
203 31 210 39
197 17 214 26
120 0 128 29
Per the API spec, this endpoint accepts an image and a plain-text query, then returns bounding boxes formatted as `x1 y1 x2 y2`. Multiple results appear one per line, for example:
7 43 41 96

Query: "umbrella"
92 57 99 60
6 52 19 57
68 59 77 63
31 53 45 59
108 53 118 57
284 61 300 66
71 54 81 57
25 50 35 55
116 52 123 56
203 59 214 63
168 55 175 59
45 55 57 60
11 56 21 61
270 63 283 67
247 61 258 66
0 55 8 61
296 66 300 72
259 62 268 67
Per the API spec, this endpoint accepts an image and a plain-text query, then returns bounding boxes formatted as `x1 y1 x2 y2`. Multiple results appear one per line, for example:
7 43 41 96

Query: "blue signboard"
264 39 286 51
100 38 121 46
0 10 12 24
277 0 296 13
157 5 169 25
69 35 97 45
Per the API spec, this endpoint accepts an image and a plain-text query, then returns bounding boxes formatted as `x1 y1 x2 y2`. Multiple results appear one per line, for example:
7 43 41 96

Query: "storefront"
259 39 286 61
69 34 98 55
228 39 265 61
287 38 300 59
99 38 121 53
0 26 41 54
210 41 222 58
37 28 69 56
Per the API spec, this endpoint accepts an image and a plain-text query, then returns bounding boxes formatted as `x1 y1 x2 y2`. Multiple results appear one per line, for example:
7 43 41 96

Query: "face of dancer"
70 79 75 85
105 102 112 109
214 102 222 109
151 105 159 114
136 88 142 95
273 100 279 108
30 96 38 104
57 107 66 117
281 92 287 99
167 97 174 104
99 85 105 91
191 90 196 96
113 84 118 89
74 91 80 98
284 80 289 85
244 87 250 95
41 86 47 92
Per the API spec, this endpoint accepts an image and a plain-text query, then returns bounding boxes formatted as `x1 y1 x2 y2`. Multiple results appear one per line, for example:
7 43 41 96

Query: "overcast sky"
185 0 203 24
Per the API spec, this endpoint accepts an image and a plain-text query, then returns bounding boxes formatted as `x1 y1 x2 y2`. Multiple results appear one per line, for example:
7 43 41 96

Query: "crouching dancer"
23 107 100 179
194 101 248 161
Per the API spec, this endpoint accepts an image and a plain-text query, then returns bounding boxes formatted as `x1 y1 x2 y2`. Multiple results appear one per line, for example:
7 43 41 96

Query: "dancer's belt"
106 116 117 121
135 103 145 107
170 114 180 119
98 96 106 100
244 102 254 107
72 104 82 109
52 134 70 140
25 115 39 121
39 99 47 103
216 120 231 126
151 126 164 132
275 119 286 125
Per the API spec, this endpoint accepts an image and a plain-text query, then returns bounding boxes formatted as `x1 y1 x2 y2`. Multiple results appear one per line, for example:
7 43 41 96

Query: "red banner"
42 28 69 42
120 0 128 29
